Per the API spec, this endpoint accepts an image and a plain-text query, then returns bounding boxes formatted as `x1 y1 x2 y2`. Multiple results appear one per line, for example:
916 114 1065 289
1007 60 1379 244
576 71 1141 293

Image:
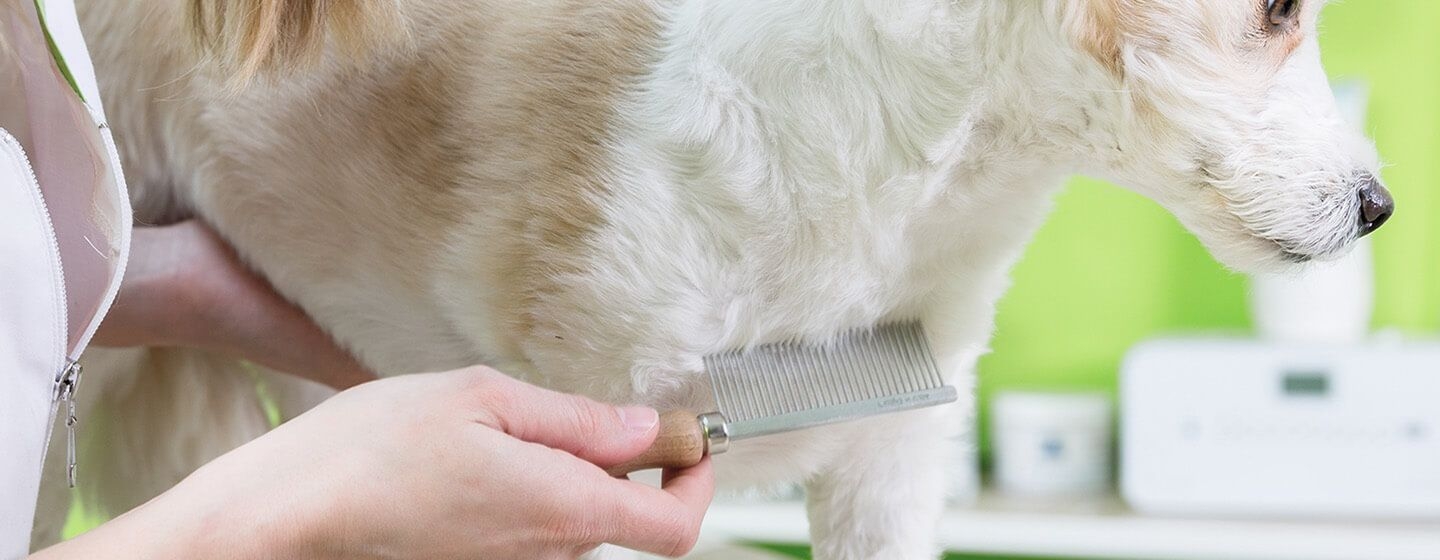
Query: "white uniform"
0 0 129 555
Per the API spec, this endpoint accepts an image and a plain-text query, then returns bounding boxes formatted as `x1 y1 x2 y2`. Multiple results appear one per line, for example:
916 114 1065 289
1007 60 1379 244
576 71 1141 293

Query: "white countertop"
702 491 1440 560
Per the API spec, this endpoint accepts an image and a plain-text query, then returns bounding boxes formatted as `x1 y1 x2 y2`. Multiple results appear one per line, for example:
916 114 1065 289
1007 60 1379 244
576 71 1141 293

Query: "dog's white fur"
39 0 1380 557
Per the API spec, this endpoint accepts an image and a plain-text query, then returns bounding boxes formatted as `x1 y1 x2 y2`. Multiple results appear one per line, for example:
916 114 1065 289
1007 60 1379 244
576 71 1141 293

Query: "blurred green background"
974 0 1440 464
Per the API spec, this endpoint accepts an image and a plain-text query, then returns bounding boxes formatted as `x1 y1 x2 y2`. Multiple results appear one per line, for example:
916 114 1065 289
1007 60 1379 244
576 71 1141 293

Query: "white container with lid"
992 391 1113 499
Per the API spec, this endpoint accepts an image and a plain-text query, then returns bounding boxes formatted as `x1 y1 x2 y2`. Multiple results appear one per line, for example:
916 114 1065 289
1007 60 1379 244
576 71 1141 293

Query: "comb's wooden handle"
606 410 706 477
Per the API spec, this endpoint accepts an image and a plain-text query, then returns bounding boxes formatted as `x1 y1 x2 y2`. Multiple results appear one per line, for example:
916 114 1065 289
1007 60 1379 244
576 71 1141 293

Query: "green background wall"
976 0 1440 460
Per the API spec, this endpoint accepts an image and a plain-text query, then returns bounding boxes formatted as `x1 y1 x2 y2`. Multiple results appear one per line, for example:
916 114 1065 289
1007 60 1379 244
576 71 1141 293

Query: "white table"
702 492 1440 560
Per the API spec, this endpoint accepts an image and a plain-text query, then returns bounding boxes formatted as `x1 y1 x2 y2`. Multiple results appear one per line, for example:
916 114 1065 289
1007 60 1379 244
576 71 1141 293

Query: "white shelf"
701 492 1440 560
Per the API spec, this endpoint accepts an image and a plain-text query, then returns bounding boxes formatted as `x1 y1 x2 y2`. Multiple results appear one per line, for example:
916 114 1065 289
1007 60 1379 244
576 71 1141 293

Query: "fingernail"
618 406 659 434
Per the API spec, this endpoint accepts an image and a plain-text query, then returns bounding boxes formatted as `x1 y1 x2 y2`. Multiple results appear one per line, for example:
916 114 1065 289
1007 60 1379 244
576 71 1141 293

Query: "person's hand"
94 220 375 389
34 367 714 560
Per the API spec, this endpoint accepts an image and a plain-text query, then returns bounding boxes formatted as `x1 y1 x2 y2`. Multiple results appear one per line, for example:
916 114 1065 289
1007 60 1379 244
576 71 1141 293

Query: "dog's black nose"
1358 176 1394 236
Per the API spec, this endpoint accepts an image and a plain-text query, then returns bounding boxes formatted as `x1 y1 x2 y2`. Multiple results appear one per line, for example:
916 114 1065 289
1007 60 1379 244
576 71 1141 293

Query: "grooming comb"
608 321 958 475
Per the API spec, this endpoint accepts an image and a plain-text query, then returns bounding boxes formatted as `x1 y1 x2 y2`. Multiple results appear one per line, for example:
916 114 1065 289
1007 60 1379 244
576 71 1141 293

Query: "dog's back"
77 0 669 372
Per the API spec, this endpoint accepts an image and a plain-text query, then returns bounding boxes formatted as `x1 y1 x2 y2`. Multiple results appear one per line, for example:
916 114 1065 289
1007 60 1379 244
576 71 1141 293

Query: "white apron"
0 0 129 555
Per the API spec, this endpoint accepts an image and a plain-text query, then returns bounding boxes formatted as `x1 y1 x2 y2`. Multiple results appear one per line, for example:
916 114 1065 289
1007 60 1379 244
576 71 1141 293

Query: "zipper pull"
58 360 83 488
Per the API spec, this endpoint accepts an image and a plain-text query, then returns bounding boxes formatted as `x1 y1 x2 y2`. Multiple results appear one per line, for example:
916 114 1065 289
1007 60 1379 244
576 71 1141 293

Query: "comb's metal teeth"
861 329 888 402
702 322 948 430
741 350 761 421
812 339 823 405
737 351 756 419
900 324 920 385
826 333 845 406
733 351 754 421
780 342 800 414
906 322 933 388
802 342 819 409
877 326 899 394
910 326 928 390
897 322 920 386
704 354 721 414
760 344 785 417
838 327 864 405
750 348 769 421
839 328 863 402
712 353 731 419
884 326 910 395
878 328 899 398
723 351 748 421
864 328 888 400
786 341 805 412
794 342 813 411
790 342 809 411
885 329 905 396
774 343 794 416
705 353 726 419
777 339 800 414
711 352 738 420
747 347 764 418
746 350 764 421
912 321 944 387
726 351 743 420
766 344 785 417
832 331 852 402
799 343 814 407
810 340 831 410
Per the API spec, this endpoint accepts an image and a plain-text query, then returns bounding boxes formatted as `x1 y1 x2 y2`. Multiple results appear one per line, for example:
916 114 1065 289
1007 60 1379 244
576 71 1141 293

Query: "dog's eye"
1266 0 1301 30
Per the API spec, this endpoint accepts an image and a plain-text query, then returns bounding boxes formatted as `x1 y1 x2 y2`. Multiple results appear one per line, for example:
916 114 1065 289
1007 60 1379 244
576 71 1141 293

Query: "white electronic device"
1121 338 1440 519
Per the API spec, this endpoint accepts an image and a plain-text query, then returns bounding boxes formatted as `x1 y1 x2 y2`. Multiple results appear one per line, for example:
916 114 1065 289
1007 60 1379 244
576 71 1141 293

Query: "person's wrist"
113 222 218 348
30 466 329 560
148 468 326 560
91 262 187 348
160 249 230 348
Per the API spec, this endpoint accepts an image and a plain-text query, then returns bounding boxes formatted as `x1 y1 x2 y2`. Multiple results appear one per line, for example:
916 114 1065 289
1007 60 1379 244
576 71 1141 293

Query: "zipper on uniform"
54 359 83 488
42 105 127 491
0 128 79 490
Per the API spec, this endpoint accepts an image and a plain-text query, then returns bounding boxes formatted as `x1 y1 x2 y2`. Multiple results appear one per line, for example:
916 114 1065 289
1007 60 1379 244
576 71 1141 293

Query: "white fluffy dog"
38 0 1392 558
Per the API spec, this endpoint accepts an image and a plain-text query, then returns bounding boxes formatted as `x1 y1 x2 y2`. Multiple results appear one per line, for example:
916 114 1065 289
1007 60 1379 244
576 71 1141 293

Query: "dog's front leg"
804 405 959 560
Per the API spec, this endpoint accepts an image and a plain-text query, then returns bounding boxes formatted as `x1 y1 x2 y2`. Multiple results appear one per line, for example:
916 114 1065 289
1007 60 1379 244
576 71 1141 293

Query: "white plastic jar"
992 391 1113 499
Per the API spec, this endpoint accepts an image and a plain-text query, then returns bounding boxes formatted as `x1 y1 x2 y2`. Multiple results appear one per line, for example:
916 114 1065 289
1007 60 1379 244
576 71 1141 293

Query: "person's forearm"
93 222 375 389
31 368 712 559
31 505 198 560
30 480 312 560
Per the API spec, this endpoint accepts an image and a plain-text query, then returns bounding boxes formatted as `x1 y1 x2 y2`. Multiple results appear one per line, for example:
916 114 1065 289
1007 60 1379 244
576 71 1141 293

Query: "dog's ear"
190 0 409 85
1063 0 1125 77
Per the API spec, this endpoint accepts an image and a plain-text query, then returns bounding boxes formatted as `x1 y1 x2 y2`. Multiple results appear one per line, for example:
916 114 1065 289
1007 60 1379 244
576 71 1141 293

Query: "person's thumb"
464 370 660 467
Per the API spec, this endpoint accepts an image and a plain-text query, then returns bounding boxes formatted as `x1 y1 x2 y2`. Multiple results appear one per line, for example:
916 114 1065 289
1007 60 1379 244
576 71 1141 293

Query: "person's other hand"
36 367 714 560
94 220 374 389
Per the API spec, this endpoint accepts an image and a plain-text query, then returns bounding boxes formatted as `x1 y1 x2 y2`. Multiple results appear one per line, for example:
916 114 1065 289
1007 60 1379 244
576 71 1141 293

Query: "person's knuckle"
452 367 516 427
532 549 575 560
658 515 702 558
568 399 608 436
541 503 600 550
571 542 603 559
455 365 503 390
620 503 701 558
464 370 512 405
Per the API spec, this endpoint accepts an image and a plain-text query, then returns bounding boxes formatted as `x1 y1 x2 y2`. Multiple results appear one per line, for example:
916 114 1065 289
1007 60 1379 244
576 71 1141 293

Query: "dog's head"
1064 0 1392 271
